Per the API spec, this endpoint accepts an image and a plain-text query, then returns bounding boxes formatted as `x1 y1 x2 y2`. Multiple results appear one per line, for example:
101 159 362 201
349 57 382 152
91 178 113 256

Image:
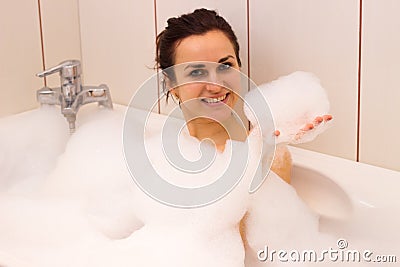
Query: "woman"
156 8 331 183
154 9 335 266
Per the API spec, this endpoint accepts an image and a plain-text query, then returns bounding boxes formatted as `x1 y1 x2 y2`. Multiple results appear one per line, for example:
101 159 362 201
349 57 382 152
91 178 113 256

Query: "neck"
186 116 248 151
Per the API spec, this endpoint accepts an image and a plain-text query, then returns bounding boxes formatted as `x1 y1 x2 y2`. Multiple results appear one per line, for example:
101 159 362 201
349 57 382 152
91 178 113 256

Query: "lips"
201 93 229 104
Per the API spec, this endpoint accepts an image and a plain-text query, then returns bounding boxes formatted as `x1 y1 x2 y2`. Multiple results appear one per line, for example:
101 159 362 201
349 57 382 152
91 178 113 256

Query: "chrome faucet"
36 60 113 133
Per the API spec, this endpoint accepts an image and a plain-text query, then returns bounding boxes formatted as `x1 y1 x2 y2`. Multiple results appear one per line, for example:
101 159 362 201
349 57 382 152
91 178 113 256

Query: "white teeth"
202 94 227 103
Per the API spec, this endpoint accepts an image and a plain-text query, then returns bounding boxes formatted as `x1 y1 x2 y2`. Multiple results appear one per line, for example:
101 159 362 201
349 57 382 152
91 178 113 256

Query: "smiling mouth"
201 93 229 104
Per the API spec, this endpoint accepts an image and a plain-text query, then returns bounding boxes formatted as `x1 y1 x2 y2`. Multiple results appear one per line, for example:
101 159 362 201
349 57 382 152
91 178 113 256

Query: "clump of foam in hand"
244 71 331 144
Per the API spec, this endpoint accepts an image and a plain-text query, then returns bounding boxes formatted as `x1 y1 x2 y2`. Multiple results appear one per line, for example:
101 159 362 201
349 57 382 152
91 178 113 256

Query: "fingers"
301 123 314 131
274 114 332 141
313 114 332 127
296 114 333 141
323 114 333 121
314 116 323 124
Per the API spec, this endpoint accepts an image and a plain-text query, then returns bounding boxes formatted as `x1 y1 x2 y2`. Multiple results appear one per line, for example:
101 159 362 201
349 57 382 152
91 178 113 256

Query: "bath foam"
0 106 253 267
143 110 262 189
40 104 143 240
0 193 110 267
0 72 338 266
0 250 30 267
117 109 262 266
244 172 338 266
0 105 69 193
244 71 331 144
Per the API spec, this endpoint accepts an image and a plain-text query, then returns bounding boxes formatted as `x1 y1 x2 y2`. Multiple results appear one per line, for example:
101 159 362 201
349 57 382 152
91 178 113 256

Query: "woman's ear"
170 88 179 100
163 74 176 92
162 72 180 102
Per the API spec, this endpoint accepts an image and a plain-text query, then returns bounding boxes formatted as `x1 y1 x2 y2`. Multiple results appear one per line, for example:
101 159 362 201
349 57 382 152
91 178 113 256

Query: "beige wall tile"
156 0 248 75
0 1 43 117
39 0 82 87
360 0 400 171
249 0 360 161
78 0 156 106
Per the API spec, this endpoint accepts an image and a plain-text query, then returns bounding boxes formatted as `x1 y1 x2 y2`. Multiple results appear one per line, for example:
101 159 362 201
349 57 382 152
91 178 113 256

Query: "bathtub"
289 146 400 261
0 105 399 266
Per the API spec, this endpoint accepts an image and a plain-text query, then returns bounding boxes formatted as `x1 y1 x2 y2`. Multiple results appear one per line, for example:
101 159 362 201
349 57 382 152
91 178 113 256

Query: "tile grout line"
76 0 84 79
153 0 161 114
247 0 251 130
247 0 251 81
356 0 363 162
37 0 46 86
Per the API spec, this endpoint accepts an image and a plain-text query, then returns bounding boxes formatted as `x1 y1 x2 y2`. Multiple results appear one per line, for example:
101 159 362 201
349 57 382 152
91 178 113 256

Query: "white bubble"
245 71 331 144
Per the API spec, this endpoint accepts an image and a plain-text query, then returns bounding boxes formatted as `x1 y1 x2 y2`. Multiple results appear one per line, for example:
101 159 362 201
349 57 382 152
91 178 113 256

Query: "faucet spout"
64 113 77 134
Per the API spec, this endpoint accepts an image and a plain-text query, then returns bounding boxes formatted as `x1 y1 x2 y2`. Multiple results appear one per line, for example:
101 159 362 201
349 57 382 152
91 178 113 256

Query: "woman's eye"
218 63 232 71
189 69 207 77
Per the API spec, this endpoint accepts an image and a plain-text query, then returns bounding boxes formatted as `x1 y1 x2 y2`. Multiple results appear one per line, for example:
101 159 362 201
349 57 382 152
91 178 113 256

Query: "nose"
205 68 224 89
204 82 223 93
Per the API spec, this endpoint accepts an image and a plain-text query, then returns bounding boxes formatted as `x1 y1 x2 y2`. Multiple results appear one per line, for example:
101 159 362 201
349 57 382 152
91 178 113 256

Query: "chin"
207 110 233 125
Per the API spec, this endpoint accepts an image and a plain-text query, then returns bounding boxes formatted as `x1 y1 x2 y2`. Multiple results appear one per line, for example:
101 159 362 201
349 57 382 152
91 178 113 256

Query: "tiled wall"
249 0 360 161
359 0 400 170
0 1 43 116
78 0 156 105
0 0 398 171
39 0 82 87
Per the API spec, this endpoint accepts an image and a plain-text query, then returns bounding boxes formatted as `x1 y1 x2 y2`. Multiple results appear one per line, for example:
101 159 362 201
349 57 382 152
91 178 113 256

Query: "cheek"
229 91 239 107
178 83 204 101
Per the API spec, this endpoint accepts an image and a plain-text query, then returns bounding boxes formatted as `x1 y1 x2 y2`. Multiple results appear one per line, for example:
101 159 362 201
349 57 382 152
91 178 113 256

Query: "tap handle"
36 60 82 79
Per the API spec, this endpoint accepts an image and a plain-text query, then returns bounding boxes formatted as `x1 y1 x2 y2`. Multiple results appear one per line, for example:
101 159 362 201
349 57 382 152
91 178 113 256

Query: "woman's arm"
270 114 332 184
270 145 292 184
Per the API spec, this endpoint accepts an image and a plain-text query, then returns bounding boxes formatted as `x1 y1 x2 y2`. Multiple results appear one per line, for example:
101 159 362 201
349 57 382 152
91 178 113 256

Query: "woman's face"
170 30 241 123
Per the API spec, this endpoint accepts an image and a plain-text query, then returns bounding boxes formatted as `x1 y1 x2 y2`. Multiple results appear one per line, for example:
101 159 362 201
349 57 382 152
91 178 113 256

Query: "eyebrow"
183 55 235 70
184 63 206 70
218 55 235 63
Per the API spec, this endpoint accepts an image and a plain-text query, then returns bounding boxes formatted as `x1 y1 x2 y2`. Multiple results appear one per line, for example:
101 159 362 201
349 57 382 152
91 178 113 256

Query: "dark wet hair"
156 8 242 73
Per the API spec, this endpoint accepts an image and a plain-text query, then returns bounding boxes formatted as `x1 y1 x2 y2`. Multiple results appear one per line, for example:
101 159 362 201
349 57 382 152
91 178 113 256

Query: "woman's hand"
274 114 333 142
